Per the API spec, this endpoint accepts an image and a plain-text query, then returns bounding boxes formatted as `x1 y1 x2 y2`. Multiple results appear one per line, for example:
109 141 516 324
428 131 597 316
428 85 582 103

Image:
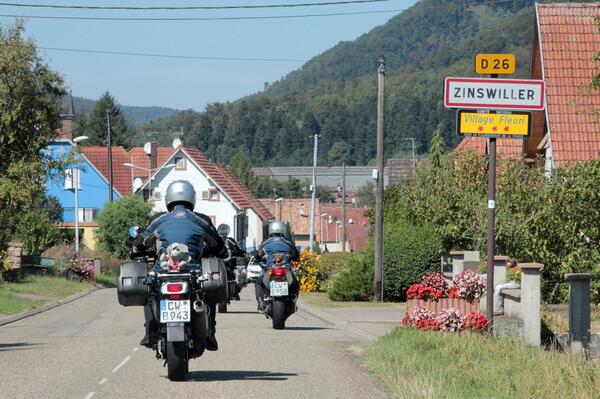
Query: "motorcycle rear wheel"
272 299 286 330
166 341 188 381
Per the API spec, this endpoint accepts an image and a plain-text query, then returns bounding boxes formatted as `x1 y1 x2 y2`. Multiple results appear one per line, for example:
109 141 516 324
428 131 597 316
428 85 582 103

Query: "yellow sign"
475 54 516 75
457 110 531 138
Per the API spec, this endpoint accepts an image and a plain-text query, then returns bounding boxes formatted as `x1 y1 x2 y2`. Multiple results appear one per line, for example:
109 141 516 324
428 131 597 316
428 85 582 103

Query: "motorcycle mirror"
217 223 230 237
129 225 141 239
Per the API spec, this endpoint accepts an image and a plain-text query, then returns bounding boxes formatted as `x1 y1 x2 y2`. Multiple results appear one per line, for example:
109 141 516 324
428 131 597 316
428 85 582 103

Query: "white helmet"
268 221 286 237
165 180 196 211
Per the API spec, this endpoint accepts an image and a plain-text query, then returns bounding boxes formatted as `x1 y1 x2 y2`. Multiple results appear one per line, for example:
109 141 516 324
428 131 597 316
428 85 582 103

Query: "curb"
0 287 100 327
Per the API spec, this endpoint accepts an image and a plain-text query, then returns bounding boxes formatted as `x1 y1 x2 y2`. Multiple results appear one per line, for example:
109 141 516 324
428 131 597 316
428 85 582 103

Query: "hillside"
143 0 539 167
68 96 180 125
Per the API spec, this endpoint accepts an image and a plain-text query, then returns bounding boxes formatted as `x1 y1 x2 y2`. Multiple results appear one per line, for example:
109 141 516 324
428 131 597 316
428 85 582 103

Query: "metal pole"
486 137 496 326
106 110 113 202
342 163 347 252
148 168 151 201
374 55 385 301
309 134 319 252
411 138 416 173
74 168 79 255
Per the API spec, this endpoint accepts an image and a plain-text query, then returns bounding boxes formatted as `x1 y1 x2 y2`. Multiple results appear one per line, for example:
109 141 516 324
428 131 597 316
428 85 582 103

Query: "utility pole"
486 73 499 326
374 55 385 301
106 110 113 202
341 163 347 252
404 137 416 174
309 134 319 252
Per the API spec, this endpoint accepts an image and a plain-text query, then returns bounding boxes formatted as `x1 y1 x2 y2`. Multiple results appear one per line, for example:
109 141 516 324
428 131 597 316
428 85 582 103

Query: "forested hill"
143 0 539 167
70 96 180 125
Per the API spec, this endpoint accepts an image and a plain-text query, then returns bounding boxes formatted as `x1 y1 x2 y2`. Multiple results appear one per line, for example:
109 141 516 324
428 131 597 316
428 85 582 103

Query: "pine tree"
429 124 444 169
80 91 129 147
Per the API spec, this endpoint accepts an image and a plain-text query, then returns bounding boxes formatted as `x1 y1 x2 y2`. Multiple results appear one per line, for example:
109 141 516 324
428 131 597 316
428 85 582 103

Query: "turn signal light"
167 283 183 292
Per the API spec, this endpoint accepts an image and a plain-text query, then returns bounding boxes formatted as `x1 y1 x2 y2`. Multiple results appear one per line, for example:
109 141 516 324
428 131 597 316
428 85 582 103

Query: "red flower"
401 313 410 328
406 283 422 300
465 311 489 331
447 286 460 299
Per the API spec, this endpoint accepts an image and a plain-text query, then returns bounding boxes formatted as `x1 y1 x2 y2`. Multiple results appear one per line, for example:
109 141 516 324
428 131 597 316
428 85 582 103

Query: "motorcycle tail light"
271 268 287 277
167 283 183 292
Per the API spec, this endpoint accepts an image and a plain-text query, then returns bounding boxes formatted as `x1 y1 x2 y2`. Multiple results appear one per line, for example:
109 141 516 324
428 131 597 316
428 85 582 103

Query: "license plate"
159 300 190 323
269 281 288 297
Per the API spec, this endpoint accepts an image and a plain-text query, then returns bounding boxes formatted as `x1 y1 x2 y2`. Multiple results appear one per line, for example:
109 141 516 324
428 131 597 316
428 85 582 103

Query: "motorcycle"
216 224 246 313
256 253 299 329
116 226 227 381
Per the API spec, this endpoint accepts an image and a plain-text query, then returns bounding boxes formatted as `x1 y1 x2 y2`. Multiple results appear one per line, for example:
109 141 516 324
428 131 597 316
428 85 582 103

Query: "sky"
0 0 417 110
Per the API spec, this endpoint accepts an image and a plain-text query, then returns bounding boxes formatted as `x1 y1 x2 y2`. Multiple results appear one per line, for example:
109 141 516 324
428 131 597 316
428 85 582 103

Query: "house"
456 3 600 169
258 198 322 249
45 139 122 250
137 145 274 251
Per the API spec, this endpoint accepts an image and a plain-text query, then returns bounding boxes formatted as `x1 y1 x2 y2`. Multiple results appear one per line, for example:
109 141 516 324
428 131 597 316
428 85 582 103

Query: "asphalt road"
0 286 391 399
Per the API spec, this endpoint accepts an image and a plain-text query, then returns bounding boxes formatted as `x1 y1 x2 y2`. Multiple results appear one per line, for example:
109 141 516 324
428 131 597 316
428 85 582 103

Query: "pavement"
0 285 404 399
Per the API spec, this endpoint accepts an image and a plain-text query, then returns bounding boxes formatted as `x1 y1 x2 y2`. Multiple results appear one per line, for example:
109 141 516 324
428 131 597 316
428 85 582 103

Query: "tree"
429 124 445 169
96 195 152 258
356 181 374 207
15 210 62 255
80 91 129 147
0 21 65 243
316 186 335 203
228 150 254 188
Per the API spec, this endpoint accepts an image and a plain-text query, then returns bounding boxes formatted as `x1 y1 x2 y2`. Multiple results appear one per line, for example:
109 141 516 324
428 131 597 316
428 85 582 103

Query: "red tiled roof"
182 146 274 223
454 137 523 157
79 146 131 196
320 204 370 251
129 147 176 179
536 3 600 165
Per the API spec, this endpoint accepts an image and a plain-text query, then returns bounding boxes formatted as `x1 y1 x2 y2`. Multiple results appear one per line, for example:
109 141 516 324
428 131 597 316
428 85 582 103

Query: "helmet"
217 223 230 237
268 221 286 237
165 180 196 211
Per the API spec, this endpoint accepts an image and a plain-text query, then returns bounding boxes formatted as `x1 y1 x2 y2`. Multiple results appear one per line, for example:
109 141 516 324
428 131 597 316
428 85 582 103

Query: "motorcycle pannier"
201 258 228 303
117 261 148 306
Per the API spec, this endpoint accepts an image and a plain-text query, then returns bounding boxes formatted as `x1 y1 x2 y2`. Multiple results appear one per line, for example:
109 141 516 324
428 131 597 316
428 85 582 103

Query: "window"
208 188 220 202
77 208 99 222
64 169 81 190
175 157 186 171
201 191 209 200
153 190 162 201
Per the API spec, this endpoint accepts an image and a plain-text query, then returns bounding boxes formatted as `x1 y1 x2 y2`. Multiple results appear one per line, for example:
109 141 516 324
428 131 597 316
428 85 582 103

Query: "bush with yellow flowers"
292 249 323 292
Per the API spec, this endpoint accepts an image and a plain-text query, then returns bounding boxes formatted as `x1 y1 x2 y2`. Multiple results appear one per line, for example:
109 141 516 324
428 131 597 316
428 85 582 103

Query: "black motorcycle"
216 224 246 313
256 255 298 329
117 227 227 381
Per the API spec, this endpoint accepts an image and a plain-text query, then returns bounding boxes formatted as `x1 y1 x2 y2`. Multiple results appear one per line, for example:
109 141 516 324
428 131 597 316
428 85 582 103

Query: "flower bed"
402 271 488 333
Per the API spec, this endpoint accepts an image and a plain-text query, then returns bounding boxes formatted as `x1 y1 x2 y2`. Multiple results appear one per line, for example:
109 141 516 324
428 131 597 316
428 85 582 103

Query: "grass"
364 327 600 399
542 304 600 333
0 276 95 315
95 272 117 288
300 292 405 308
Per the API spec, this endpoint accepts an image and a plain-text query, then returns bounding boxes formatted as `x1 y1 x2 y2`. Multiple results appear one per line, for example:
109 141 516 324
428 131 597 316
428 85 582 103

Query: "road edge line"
298 303 376 341
0 287 100 327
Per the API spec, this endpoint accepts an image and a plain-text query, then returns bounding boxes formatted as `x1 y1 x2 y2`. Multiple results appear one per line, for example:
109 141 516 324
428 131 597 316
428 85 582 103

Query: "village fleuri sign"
444 77 545 111
456 110 531 139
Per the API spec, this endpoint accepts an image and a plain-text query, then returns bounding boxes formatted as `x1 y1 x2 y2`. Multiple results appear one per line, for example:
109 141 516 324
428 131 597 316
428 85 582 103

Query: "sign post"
444 55 545 330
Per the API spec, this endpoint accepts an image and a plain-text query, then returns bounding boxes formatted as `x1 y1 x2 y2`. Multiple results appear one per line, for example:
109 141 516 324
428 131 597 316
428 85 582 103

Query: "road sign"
444 77 545 110
475 54 515 75
456 110 531 138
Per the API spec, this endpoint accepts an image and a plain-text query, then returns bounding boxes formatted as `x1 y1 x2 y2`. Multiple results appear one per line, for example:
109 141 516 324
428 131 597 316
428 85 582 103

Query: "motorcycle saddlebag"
201 258 228 304
117 261 148 306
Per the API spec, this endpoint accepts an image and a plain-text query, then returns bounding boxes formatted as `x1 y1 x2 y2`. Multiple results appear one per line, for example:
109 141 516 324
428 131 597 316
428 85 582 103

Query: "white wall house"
138 146 273 251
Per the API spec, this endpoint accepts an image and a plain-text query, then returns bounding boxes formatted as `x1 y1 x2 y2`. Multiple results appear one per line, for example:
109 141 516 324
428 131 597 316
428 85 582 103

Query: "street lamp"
123 162 175 201
72 135 89 255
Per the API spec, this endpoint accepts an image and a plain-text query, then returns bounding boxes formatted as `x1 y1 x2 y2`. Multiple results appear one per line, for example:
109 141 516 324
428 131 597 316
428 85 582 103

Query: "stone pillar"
493 256 509 287
520 263 543 346
6 242 23 269
565 273 591 360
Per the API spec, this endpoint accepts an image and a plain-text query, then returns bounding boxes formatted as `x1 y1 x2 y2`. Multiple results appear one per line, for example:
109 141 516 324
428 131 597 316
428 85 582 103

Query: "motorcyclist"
253 221 300 307
135 180 227 351
217 224 245 300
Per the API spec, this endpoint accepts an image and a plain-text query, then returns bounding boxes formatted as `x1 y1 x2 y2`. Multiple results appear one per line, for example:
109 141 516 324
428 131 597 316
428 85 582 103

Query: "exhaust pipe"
191 300 209 340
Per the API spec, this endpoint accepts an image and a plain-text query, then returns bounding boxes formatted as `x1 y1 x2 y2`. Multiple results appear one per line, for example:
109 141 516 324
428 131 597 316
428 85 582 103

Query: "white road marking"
133 347 139 352
111 356 131 373
98 378 107 385
83 392 95 399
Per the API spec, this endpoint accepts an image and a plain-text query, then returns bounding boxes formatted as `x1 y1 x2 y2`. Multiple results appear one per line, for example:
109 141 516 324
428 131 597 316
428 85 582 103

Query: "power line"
0 9 404 21
0 0 390 11
34 45 309 62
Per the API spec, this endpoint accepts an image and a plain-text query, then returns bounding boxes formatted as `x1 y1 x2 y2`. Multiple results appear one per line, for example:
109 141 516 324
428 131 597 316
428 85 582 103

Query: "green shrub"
328 251 374 301
96 195 152 259
379 220 441 301
319 251 352 281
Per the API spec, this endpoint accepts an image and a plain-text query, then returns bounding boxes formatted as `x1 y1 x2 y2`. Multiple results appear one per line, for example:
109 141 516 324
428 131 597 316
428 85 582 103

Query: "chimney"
150 142 157 171
58 91 75 140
